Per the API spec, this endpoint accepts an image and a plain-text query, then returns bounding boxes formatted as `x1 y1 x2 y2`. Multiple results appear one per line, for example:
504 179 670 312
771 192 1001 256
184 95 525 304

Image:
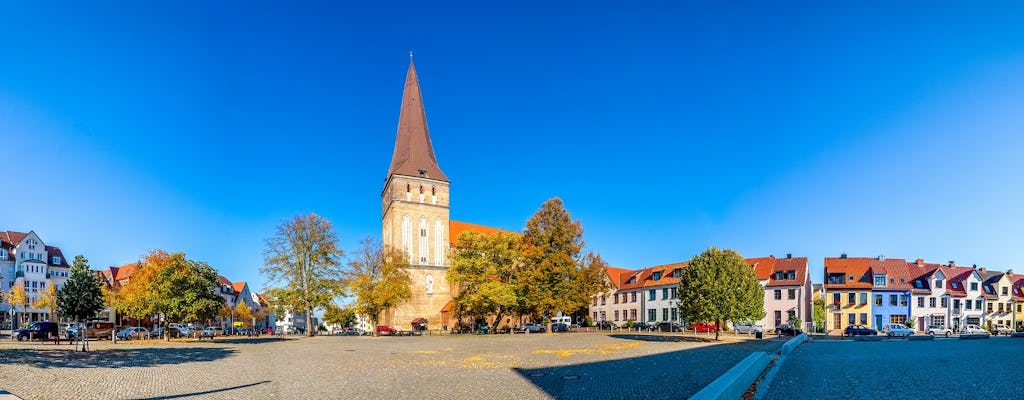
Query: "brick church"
380 58 505 331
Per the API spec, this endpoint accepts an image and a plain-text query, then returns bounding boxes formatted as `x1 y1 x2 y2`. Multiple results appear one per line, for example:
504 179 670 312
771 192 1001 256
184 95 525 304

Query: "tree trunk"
306 307 314 337
715 319 720 341
491 309 505 333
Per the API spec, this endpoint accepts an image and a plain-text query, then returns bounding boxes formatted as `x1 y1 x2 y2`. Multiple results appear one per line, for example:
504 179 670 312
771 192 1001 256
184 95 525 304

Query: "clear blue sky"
3 2 1023 293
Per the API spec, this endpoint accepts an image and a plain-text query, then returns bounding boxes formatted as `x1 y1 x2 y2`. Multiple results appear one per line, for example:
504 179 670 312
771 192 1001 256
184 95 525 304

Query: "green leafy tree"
8 285 28 328
150 254 225 336
323 303 356 327
448 231 521 332
261 213 346 337
56 255 105 351
677 247 765 340
344 237 411 334
518 198 609 332
812 297 825 332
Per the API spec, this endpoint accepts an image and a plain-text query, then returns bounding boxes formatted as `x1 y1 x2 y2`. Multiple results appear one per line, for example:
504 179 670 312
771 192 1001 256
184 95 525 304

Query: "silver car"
733 322 764 334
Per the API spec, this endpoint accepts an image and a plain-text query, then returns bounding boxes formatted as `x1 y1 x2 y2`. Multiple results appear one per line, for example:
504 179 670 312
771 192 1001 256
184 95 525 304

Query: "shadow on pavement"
514 338 782 399
130 380 271 400
609 333 718 343
207 337 292 345
0 347 237 369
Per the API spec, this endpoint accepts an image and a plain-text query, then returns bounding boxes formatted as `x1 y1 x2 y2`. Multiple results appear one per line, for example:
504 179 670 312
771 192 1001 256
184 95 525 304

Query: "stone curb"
959 333 991 340
751 333 807 400
853 335 882 341
907 335 934 341
689 351 771 400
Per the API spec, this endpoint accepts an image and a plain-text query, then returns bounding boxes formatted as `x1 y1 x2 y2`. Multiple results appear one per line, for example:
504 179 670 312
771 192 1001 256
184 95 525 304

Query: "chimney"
787 253 792 259
916 258 924 266
840 253 848 259
979 267 986 272
1008 269 1014 275
878 254 885 261
949 261 956 267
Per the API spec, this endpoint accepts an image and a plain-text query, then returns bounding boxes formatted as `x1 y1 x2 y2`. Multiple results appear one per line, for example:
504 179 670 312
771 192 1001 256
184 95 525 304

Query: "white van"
551 316 572 326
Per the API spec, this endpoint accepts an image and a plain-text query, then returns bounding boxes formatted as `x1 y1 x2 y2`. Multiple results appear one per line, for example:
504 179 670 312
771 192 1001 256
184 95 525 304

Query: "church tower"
381 58 451 328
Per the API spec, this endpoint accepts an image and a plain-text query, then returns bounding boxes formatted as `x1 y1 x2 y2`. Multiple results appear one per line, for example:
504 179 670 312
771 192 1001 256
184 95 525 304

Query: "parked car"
177 326 195 338
15 322 60 341
376 325 396 336
150 327 165 338
993 324 1014 336
201 327 221 337
693 323 719 333
595 320 617 330
658 322 685 332
927 325 952 337
632 322 656 331
733 322 764 334
117 327 150 340
67 321 116 340
775 324 802 336
962 324 988 335
520 323 546 333
882 324 914 337
844 324 878 337
551 323 570 332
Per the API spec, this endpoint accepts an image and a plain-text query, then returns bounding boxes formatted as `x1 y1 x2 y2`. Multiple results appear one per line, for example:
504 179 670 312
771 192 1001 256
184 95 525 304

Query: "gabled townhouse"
1011 274 1024 331
942 263 986 332
824 255 873 333
591 266 630 325
637 263 684 325
868 257 913 330
908 259 949 332
0 230 72 326
980 269 1015 329
750 255 812 332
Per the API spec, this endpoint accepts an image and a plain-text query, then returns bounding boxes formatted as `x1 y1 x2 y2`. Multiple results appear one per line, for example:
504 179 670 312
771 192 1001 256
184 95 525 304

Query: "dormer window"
0 249 6 260
984 286 993 294
672 268 681 278
652 271 662 281
51 256 61 265
787 271 795 280
914 280 923 288
873 275 887 287
849 275 855 281
935 279 943 288
952 282 959 289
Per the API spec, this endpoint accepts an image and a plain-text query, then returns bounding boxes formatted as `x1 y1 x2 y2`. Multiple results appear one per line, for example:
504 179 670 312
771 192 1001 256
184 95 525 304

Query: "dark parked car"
632 322 656 331
551 323 570 332
775 324 802 336
657 322 685 332
844 324 877 337
595 320 617 330
16 322 60 341
520 323 546 333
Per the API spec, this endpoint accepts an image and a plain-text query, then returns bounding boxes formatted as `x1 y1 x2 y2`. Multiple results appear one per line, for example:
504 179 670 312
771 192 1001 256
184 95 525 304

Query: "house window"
662 288 668 300
914 280 922 289
671 308 678 321
776 310 783 326
631 309 637 320
874 275 887 287
672 269 681 278
965 300 972 310
970 282 978 291
0 249 6 260
787 289 795 300
976 299 982 309
860 313 868 324
614 310 619 321
1018 304 1022 313
859 292 868 304
833 293 841 305
988 303 993 312
848 293 855 304
874 295 882 306
631 292 637 302
899 295 907 306
917 297 924 308
662 308 669 321
614 294 619 304
601 295 606 306
935 279 943 288
848 313 856 324
652 271 662 281
890 315 907 325
671 288 677 299
788 271 795 280
52 256 61 265
1002 287 1008 296
941 297 948 307
929 297 936 308
592 297 598 306
776 290 783 300
649 290 656 301
647 309 656 322
889 295 898 306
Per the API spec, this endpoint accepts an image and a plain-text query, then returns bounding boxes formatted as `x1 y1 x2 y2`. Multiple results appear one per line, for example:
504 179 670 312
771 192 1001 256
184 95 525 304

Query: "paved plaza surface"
0 331 783 399
764 336 1024 399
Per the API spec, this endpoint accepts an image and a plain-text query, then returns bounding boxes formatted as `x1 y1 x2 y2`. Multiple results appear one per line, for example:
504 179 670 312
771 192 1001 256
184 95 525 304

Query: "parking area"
0 331 783 399
763 336 1024 399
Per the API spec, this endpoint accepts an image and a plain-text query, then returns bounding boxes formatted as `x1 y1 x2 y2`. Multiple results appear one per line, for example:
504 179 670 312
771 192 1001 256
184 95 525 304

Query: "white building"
1 230 71 327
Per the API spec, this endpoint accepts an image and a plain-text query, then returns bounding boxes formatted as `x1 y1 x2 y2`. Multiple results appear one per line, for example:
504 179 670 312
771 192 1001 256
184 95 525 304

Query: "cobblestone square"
0 332 783 399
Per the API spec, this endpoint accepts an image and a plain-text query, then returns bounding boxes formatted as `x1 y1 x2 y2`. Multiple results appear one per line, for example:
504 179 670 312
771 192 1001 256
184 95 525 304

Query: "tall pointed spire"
386 58 449 182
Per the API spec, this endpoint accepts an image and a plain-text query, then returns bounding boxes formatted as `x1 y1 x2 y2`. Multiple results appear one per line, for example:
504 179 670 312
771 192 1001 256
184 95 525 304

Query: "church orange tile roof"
448 220 515 246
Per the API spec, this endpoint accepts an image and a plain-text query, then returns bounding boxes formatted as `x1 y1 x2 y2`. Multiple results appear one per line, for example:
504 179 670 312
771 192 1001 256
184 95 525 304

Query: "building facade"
751 255 812 332
0 230 71 327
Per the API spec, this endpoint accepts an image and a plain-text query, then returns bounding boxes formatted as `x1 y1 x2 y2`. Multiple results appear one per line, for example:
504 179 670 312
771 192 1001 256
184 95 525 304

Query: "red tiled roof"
218 275 233 287
45 246 70 268
0 231 28 249
448 220 515 246
748 257 774 280
941 266 975 297
232 281 247 293
114 262 140 282
824 257 874 289
605 266 632 289
766 257 809 287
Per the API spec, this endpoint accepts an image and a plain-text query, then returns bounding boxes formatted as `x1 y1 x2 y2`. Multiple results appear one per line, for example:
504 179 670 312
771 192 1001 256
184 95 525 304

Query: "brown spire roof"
386 59 448 182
